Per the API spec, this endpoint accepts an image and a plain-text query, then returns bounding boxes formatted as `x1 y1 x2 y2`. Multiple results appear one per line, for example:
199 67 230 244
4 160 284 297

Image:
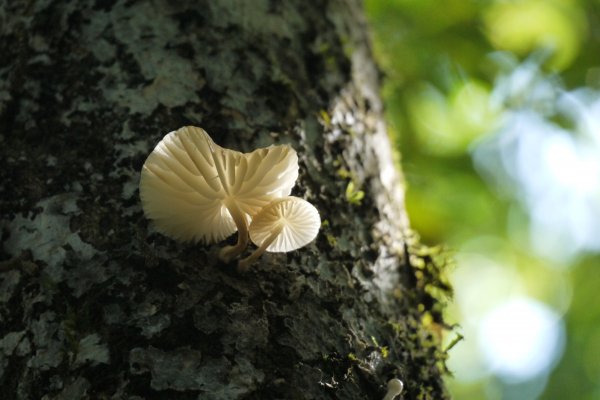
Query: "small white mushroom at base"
382 378 404 400
238 196 320 271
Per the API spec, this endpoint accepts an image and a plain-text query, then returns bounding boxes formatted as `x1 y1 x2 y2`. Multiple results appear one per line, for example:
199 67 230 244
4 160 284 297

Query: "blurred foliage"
365 0 600 399
542 256 600 399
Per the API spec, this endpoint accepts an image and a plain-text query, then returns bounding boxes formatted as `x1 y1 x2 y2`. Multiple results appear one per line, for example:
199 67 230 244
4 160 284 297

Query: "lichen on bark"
0 0 451 399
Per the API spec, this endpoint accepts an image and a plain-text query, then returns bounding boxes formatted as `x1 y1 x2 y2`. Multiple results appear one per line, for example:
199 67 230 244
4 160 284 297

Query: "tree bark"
0 1 450 399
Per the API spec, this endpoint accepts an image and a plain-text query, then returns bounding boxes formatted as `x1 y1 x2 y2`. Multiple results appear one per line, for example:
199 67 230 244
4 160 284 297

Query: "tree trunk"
0 1 450 399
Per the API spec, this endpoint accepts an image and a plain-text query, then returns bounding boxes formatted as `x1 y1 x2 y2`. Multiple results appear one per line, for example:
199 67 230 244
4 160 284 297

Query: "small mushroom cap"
140 126 298 243
387 378 403 393
248 196 320 252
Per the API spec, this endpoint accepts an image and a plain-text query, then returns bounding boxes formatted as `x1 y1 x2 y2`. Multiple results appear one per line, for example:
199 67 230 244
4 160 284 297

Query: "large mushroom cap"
139 126 298 243
248 196 320 253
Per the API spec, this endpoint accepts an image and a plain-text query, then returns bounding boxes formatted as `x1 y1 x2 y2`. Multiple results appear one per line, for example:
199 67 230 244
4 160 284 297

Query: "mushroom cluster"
139 126 320 270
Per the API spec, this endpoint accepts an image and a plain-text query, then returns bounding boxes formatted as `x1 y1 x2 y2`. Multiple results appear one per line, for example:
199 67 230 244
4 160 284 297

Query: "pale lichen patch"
0 270 21 306
0 331 27 357
73 334 110 368
2 194 96 269
82 2 207 116
53 376 91 400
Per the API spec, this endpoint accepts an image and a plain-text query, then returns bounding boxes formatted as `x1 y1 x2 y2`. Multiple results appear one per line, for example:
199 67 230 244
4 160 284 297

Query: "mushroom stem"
238 223 284 272
219 201 249 262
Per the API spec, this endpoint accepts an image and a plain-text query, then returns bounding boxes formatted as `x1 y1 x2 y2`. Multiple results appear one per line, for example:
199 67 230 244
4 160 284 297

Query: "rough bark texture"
0 1 450 399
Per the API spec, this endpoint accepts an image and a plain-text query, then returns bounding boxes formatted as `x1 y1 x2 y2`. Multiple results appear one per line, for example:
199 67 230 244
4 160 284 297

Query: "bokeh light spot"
478 297 565 382
484 0 586 70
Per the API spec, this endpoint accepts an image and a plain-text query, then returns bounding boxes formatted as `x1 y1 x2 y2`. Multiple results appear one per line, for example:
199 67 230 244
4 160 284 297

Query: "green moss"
326 234 338 247
345 181 365 205
318 109 332 128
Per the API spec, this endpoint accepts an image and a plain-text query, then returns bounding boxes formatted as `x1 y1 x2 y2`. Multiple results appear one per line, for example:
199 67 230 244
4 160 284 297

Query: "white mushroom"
139 126 298 261
382 378 404 400
238 196 320 271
